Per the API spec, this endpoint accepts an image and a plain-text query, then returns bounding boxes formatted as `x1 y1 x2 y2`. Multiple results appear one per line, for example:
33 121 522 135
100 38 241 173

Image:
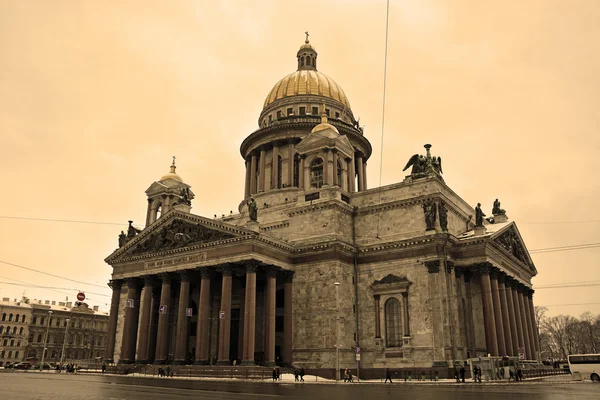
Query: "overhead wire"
0 260 107 289
0 216 124 226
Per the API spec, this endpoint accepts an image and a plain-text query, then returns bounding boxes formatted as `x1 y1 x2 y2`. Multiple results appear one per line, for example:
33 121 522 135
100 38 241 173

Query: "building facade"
105 37 540 374
0 298 32 367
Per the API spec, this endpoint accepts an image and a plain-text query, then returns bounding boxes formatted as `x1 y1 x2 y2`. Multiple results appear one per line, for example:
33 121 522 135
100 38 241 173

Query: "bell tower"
144 157 195 227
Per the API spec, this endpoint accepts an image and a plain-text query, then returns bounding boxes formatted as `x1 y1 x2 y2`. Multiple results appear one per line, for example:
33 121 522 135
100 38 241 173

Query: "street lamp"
334 282 341 382
60 318 70 366
39 310 53 371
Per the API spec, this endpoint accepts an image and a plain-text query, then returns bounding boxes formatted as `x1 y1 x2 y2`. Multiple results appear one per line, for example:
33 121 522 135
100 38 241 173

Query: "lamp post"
60 318 70 366
39 310 53 371
334 282 341 381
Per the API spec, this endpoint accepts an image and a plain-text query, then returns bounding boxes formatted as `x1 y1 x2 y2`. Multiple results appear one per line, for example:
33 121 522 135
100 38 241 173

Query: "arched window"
15 314 20 322
337 160 343 187
19 327 23 335
37 334 42 343
21 315 26 323
293 153 300 187
12 327 17 334
1 313 5 321
8 314 13 322
277 155 283 189
306 57 311 66
385 298 403 347
0 326 3 334
40 317 44 326
56 318 60 327
310 157 324 188
301 56 305 66
32 316 37 325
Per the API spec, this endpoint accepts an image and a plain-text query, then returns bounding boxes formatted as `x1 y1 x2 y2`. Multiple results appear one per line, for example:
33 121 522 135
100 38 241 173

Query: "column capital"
454 267 464 279
527 288 535 298
242 260 260 273
463 270 473 283
489 266 501 279
281 270 295 283
142 275 156 287
476 262 493 275
125 278 142 289
216 264 233 276
157 272 172 283
264 265 279 277
198 267 213 279
497 271 508 284
178 270 191 282
147 198 153 203
401 291 409 299
424 260 440 274
108 279 123 290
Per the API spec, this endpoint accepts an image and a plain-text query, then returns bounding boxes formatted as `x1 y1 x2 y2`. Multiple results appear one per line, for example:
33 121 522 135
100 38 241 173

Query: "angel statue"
403 154 428 175
403 145 442 177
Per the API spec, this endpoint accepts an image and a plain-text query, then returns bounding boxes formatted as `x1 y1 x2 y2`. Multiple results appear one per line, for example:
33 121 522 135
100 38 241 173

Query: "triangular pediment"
491 222 536 273
296 130 354 159
372 274 409 286
105 211 253 264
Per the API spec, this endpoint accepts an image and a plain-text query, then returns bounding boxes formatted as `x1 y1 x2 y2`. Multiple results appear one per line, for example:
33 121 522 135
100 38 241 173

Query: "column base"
171 360 187 365
134 359 148 364
240 360 255 366
216 360 231 366
118 359 135 365
193 360 210 365
153 359 168 365
263 361 276 367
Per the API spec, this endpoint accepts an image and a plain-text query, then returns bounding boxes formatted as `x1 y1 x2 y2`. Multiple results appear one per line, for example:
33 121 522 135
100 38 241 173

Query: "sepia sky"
0 1 598 317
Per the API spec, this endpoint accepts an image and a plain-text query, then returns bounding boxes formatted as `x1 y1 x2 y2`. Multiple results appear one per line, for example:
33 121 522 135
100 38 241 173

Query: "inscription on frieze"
144 252 207 269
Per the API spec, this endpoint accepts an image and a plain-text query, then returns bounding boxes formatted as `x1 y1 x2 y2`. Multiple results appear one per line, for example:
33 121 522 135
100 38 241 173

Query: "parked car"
14 362 33 370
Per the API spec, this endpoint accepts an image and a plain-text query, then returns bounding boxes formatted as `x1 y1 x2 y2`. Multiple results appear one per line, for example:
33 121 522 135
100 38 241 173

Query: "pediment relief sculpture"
494 227 532 268
130 218 235 255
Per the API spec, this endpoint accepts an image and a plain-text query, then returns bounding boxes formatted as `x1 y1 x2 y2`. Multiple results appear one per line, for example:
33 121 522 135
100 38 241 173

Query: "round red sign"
77 292 85 301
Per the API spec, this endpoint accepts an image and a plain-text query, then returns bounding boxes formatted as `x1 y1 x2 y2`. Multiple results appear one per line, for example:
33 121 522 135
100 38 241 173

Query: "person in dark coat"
459 366 466 383
294 368 299 382
272 368 277 381
300 367 305 382
385 368 392 383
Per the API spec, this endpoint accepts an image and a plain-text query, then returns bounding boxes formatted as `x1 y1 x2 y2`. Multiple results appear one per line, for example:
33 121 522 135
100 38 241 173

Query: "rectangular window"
299 107 306 115
312 107 318 115
268 115 272 123
10 340 14 346
40 317 44 326
325 108 330 117
14 351 18 359
276 110 282 119
335 112 340 119
287 108 293 116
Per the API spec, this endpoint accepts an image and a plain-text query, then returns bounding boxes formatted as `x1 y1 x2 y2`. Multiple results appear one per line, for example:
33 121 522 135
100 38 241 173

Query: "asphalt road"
1 372 598 400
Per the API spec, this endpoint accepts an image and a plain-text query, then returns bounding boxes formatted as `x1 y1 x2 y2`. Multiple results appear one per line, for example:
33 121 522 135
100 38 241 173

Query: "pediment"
105 211 251 264
145 180 191 195
296 131 354 159
491 223 536 273
372 274 409 286
371 274 411 294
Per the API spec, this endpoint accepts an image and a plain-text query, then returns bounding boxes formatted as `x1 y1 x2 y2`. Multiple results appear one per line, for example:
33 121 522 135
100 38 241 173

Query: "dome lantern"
297 31 317 71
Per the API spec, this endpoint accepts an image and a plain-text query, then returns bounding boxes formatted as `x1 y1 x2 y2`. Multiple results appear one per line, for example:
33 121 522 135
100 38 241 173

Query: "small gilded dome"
160 159 183 183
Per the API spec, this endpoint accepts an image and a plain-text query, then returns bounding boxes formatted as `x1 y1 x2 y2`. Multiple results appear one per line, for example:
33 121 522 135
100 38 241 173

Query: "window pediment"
371 274 411 295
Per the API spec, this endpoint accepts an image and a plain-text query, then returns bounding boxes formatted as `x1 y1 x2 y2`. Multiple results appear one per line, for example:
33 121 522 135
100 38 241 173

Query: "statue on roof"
247 197 258 222
492 198 506 215
438 202 448 232
177 187 192 206
127 220 142 238
118 231 126 247
475 203 486 227
403 144 443 180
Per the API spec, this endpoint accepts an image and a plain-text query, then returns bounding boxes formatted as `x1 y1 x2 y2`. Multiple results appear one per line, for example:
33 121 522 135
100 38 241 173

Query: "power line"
538 302 600 308
375 0 391 240
0 216 124 226
0 260 107 289
520 220 600 225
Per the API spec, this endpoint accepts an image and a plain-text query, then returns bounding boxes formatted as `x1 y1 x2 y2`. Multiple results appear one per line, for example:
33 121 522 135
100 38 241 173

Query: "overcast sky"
0 1 598 317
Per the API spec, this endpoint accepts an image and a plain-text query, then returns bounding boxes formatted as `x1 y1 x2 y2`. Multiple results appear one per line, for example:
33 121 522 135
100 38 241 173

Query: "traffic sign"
159 305 167 314
77 292 85 302
355 354 361 361
186 308 193 317
219 311 225 319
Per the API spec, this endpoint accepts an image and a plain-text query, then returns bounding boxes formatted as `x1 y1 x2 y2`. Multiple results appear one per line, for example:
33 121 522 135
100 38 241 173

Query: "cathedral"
104 36 540 376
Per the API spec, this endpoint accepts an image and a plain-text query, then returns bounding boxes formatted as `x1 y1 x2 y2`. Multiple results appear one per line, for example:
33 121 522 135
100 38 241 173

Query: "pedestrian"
348 369 353 383
276 367 280 381
294 368 299 382
166 366 171 378
300 367 305 382
385 368 392 383
272 368 277 381
509 369 515 382
102 363 106 374
454 368 460 383
516 367 523 382
499 367 505 380
459 366 466 383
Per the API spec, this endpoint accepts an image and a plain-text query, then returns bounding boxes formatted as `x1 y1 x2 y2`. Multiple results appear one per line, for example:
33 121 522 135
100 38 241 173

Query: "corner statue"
118 231 126 248
422 202 437 231
438 202 448 232
475 203 486 227
492 198 506 215
403 144 443 179
247 197 258 222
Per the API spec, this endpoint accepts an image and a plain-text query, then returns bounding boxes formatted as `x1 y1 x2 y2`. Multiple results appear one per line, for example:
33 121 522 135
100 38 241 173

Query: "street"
1 372 598 400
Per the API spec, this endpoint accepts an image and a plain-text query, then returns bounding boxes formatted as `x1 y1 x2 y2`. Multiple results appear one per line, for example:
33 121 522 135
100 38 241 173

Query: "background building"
0 297 109 366
104 38 540 376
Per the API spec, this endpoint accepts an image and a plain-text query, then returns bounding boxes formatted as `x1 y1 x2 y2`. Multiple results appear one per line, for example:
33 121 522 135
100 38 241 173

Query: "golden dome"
159 158 183 183
262 36 352 111
263 70 351 110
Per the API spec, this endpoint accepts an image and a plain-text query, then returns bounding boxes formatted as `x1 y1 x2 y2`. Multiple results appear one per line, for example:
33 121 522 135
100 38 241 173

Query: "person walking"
294 368 299 382
300 367 305 382
272 368 277 381
166 366 171 378
459 366 466 383
385 368 393 383
102 363 106 374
